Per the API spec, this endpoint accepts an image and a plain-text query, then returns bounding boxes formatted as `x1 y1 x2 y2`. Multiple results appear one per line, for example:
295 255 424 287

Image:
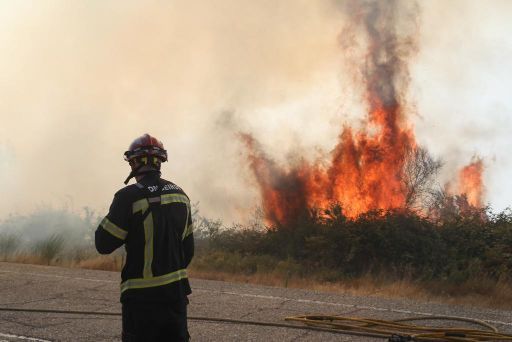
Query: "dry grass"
4 253 512 310
77 255 124 271
9 254 55 266
7 253 124 271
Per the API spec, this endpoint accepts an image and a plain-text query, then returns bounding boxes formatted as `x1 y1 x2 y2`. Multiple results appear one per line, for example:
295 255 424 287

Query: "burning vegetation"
241 0 484 226
458 158 484 208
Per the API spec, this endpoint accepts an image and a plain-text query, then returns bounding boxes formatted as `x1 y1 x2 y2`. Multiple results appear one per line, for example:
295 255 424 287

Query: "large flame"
241 0 484 225
242 102 415 224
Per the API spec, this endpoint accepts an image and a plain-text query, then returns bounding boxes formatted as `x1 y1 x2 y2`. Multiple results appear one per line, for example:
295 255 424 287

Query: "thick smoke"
0 1 343 223
352 0 419 112
0 1 510 227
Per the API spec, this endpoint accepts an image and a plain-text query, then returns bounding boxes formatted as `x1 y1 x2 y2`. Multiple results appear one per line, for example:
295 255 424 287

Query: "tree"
401 146 443 211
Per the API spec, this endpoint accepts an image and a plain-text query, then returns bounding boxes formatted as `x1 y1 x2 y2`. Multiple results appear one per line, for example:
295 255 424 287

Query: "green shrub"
194 206 512 284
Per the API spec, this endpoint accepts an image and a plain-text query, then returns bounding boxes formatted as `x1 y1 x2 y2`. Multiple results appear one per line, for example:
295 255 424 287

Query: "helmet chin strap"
124 163 144 185
124 164 161 185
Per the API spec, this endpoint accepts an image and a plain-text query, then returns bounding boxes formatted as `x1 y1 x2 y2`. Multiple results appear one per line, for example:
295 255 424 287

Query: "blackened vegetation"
195 204 512 286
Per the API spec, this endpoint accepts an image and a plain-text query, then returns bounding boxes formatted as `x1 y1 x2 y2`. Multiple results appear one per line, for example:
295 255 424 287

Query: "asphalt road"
1 262 511 341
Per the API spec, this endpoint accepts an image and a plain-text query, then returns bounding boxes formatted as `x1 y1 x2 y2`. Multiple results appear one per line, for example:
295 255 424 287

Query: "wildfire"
242 101 416 225
241 0 484 226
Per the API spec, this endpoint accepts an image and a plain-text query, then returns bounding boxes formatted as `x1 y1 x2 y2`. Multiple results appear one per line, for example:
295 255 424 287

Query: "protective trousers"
122 300 190 342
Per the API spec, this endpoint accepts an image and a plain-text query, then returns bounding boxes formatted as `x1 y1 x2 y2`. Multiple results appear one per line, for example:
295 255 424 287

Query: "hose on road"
286 314 512 341
1 307 512 341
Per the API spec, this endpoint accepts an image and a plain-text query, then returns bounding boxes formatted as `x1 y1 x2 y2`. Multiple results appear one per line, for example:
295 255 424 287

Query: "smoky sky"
0 0 511 223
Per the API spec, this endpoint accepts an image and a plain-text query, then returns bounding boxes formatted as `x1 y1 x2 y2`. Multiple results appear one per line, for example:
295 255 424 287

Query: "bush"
194 205 512 284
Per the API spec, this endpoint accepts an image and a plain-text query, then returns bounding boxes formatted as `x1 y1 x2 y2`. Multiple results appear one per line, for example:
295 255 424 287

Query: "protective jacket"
95 173 194 304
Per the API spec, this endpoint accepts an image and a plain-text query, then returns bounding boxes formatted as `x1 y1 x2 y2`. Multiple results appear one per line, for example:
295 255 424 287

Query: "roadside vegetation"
1 202 511 309
189 203 512 309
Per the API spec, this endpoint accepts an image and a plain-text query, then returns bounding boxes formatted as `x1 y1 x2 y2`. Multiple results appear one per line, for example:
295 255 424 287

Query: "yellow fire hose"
285 314 512 341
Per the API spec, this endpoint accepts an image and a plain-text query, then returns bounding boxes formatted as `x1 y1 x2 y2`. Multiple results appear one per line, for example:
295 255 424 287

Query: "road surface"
1 262 511 341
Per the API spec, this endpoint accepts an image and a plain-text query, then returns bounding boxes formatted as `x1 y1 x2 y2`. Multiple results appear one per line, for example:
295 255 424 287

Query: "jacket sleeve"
95 192 130 254
182 206 194 267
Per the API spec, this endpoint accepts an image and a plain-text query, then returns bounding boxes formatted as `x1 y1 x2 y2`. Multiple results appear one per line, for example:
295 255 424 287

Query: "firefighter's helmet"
124 133 168 164
123 134 167 184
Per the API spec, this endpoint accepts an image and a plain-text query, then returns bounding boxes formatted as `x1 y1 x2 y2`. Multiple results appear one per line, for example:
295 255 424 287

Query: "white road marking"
0 332 50 342
2 269 511 328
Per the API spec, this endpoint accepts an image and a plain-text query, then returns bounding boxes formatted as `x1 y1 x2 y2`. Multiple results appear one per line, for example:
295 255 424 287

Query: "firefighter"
95 133 194 342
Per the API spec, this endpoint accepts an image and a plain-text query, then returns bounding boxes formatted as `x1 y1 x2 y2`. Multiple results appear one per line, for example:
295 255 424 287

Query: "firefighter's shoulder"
113 183 142 200
160 178 188 197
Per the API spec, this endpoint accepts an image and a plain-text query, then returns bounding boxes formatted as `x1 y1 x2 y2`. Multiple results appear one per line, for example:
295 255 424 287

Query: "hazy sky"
0 0 511 223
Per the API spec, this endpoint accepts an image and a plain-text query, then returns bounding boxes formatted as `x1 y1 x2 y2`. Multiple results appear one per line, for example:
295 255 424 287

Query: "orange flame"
458 159 484 208
241 100 415 225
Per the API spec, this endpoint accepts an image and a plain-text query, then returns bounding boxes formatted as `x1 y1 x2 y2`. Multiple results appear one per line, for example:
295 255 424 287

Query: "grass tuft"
0 233 21 261
32 233 66 265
